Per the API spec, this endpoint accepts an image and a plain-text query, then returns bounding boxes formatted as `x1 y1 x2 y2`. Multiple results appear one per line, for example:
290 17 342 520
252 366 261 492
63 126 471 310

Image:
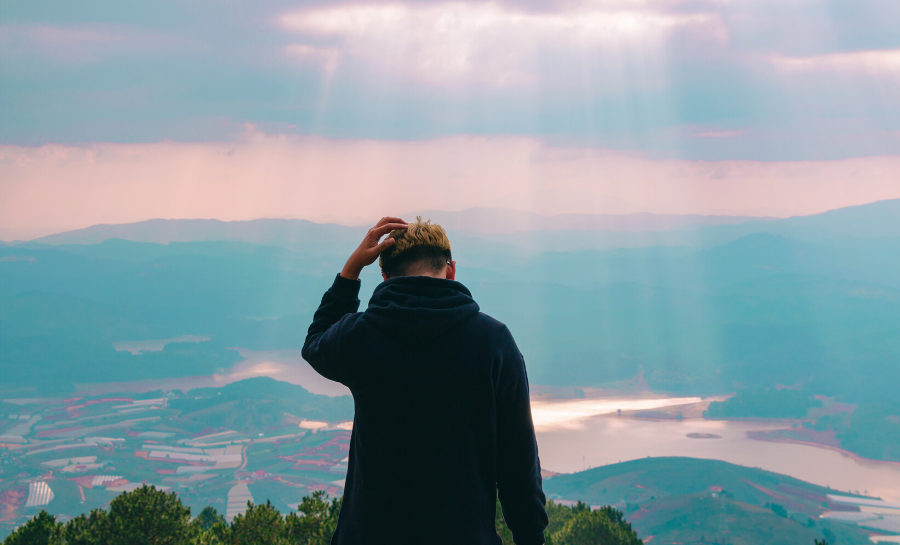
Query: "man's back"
303 274 548 544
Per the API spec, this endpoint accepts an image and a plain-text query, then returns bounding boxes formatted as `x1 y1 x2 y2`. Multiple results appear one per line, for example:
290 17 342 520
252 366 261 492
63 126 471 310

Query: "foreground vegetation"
3 485 642 545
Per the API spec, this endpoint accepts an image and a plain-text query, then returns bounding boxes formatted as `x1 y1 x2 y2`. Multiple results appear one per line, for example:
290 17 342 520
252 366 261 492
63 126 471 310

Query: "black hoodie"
303 274 548 545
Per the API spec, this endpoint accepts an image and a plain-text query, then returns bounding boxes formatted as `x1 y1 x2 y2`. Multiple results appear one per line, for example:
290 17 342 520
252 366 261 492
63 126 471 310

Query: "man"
302 216 548 544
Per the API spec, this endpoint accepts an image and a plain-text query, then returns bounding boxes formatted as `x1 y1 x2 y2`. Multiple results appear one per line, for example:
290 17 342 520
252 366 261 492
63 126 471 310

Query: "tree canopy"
4 485 647 545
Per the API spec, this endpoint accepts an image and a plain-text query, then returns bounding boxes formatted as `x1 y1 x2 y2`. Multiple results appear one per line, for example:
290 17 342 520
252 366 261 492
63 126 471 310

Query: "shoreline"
747 430 900 471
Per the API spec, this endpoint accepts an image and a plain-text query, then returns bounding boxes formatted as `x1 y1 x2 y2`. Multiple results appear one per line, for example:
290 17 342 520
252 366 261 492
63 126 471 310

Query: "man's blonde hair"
379 217 452 277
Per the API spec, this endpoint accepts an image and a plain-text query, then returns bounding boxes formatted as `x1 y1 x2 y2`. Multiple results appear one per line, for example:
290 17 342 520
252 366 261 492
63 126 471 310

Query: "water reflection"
537 414 900 502
531 396 704 430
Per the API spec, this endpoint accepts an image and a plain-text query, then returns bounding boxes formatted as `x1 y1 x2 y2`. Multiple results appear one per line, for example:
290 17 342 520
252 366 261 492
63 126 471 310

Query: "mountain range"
1 199 899 402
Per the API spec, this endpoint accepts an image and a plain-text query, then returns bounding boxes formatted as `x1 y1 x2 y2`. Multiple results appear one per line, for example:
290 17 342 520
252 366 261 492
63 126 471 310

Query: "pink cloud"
769 49 900 78
1 132 899 240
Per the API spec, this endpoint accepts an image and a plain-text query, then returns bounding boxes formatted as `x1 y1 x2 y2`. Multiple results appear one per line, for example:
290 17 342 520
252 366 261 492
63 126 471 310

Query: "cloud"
0 1 897 160
2 132 899 239
770 48 900 77
279 1 726 86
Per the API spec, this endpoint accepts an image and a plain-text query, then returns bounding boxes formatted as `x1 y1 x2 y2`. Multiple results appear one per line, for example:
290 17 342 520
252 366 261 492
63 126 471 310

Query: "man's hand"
340 216 408 281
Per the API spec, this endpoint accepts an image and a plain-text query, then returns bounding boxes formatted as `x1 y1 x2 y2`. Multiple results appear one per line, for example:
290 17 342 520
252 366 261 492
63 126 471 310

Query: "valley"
3 379 898 543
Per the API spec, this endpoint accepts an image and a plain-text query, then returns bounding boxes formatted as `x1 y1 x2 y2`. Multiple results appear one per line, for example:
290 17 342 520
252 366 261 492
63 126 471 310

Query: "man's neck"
393 268 448 280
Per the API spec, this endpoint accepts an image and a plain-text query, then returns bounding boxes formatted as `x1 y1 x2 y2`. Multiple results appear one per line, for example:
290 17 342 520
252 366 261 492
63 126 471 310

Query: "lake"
533 397 900 503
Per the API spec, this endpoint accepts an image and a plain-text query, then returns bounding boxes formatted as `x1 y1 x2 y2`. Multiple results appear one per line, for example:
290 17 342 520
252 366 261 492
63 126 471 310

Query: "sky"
1 0 899 239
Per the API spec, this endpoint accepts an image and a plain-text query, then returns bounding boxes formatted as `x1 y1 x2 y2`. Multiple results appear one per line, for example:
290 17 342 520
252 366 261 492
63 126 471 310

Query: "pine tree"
105 485 192 545
3 511 60 545
192 507 225 532
541 503 642 545
230 501 285 545
284 491 342 545
60 509 110 545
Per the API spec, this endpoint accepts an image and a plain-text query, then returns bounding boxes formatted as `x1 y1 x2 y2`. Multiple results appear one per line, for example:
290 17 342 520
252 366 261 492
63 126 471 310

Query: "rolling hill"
170 377 354 434
544 457 874 545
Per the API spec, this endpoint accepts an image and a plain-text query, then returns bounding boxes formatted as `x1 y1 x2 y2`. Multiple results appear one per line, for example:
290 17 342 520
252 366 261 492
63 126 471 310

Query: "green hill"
169 377 354 434
628 494 829 545
544 457 872 544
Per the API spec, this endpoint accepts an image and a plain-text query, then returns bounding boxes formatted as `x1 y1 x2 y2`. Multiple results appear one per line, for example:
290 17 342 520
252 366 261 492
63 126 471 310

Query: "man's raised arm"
301 217 408 384
301 274 362 383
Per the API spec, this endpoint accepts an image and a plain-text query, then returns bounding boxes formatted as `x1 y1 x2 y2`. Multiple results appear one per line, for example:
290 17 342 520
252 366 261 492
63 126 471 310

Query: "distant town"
0 388 352 538
4 380 900 543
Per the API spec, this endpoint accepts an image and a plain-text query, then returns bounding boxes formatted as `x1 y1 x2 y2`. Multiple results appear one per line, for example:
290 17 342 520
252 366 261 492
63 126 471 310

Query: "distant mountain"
25 199 896 253
494 233 900 290
545 457 871 545
28 218 365 257
475 198 900 250
4 229 900 399
411 208 771 234
751 198 900 240
676 198 900 247
3 199 899 400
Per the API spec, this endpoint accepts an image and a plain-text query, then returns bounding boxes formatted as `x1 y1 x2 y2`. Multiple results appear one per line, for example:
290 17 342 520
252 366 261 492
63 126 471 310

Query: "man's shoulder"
470 312 514 339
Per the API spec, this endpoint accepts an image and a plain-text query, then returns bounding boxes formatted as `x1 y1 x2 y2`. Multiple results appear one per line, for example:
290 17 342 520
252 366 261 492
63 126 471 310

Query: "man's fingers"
375 237 396 253
373 216 407 228
369 222 408 240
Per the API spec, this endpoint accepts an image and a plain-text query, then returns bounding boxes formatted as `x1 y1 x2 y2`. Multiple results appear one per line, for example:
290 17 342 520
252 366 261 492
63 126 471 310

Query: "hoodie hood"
363 276 480 346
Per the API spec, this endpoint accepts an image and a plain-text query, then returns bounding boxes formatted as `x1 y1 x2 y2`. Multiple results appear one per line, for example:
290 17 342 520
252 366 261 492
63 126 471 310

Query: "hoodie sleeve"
495 326 549 545
301 274 362 385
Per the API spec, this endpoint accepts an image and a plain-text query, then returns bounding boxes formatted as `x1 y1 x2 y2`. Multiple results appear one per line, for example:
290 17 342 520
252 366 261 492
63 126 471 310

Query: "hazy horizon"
4 196 899 242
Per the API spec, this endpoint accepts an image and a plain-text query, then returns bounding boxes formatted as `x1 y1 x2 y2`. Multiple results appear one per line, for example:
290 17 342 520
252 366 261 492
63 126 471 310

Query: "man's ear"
382 272 389 281
446 260 456 281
